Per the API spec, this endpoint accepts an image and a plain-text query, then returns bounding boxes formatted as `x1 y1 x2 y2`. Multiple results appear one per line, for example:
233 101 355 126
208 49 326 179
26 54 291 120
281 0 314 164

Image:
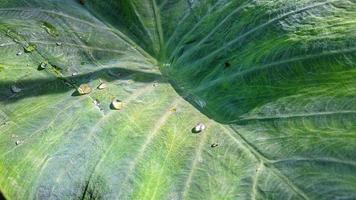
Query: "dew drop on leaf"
153 81 159 87
94 99 100 106
38 61 48 70
192 122 206 133
77 84 92 95
111 99 124 110
10 85 22 93
210 143 219 148
97 82 107 90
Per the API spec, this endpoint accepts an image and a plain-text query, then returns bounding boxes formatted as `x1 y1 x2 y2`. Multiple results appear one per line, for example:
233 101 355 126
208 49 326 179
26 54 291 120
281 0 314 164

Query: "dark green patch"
224 62 231 69
41 21 59 37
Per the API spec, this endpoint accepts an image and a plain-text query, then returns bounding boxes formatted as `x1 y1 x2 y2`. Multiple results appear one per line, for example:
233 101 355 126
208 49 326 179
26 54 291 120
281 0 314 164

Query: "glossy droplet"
153 81 158 87
111 99 124 110
38 61 48 70
24 43 37 53
94 99 100 106
15 140 21 145
16 51 22 56
77 84 92 95
56 42 62 46
0 43 5 47
97 82 107 90
192 122 206 133
11 85 22 93
211 143 219 148
72 72 78 76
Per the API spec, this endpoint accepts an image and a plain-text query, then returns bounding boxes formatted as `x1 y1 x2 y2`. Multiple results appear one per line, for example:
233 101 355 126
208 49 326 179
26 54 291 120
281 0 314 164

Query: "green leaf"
0 0 355 199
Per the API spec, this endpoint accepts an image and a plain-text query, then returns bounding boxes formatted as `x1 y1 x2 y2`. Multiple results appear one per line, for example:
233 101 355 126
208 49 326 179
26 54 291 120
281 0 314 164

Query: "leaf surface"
0 0 355 199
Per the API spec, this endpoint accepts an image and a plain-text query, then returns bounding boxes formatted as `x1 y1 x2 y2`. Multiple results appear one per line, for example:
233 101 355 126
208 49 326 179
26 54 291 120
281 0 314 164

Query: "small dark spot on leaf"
224 62 231 69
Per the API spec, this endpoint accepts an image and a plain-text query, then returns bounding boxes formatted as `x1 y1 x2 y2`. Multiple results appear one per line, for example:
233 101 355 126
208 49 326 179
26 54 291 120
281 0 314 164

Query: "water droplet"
72 72 78 76
192 122 206 133
94 99 100 106
163 63 171 67
15 140 21 145
16 51 22 56
0 43 5 47
11 85 22 93
56 42 62 46
77 84 92 95
111 99 124 110
211 143 219 148
24 43 37 53
38 61 48 70
153 81 158 87
97 82 107 90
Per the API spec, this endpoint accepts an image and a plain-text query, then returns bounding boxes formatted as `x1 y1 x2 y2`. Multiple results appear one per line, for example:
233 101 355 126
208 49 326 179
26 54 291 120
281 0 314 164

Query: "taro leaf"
0 0 355 200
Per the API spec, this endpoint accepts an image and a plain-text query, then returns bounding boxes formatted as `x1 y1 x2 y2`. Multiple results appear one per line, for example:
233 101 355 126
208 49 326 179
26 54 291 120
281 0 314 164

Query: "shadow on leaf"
0 67 165 103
